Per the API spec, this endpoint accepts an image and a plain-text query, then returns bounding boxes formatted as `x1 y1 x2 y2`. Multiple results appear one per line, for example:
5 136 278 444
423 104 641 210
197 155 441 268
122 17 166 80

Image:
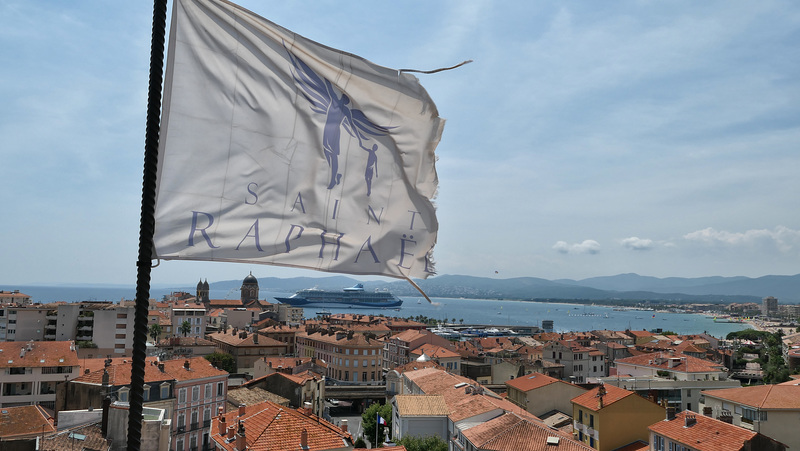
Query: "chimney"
666 407 676 421
100 396 112 437
684 414 696 427
239 403 246 417
218 414 227 435
184 359 190 370
718 411 733 424
300 428 308 449
227 425 235 440
340 419 348 433
236 421 246 450
253 333 258 344
158 363 165 372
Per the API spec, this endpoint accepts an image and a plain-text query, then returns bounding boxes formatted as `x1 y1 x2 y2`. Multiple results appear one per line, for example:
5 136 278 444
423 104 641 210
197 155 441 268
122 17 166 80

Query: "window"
589 414 594 428
179 388 187 403
217 382 224 397
161 383 170 399
654 435 665 451
363 359 368 367
143 385 150 401
362 371 367 381
192 386 199 402
205 383 211 398
354 349 359 355
578 410 583 423
742 408 767 422
178 412 185 427
119 387 130 402
176 438 184 451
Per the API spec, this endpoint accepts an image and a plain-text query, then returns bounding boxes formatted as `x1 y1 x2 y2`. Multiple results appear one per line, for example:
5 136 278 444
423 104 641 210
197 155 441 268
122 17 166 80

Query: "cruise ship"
274 283 403 308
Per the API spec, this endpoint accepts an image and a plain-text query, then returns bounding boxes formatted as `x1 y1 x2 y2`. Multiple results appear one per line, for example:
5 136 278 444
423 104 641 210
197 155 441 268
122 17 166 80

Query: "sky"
1 1 799 288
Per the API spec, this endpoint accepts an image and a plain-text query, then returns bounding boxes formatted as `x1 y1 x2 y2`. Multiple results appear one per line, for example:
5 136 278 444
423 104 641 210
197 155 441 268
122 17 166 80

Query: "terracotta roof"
404 367 533 423
701 384 800 409
75 356 226 385
616 352 724 373
208 331 286 347
463 412 593 451
411 343 460 359
0 341 79 368
394 394 449 417
505 373 561 392
211 400 350 450
613 440 649 451
390 329 428 343
649 411 758 451
298 331 384 348
227 386 289 410
207 299 244 307
0 405 55 438
571 384 634 412
41 422 110 450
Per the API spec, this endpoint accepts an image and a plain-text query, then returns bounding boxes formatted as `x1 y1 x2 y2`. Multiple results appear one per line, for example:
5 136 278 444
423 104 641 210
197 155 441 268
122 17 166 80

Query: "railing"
176 426 186 433
190 422 199 431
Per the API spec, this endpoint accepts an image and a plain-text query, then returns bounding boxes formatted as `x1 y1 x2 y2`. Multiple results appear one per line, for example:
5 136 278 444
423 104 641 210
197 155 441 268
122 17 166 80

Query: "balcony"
176 425 186 434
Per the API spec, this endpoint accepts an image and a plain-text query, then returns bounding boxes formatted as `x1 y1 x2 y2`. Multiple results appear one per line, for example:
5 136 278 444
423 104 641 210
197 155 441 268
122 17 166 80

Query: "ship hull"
275 285 403 308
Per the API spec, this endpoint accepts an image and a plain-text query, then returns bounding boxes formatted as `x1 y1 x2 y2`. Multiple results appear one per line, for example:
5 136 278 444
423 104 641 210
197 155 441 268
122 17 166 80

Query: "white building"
0 340 79 410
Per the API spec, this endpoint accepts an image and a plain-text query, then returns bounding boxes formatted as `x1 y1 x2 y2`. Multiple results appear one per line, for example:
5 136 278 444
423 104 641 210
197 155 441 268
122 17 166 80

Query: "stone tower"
241 272 259 306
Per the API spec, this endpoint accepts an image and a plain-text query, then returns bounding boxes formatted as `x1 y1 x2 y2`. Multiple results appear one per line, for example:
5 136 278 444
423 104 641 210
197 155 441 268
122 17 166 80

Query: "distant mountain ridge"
210 273 800 303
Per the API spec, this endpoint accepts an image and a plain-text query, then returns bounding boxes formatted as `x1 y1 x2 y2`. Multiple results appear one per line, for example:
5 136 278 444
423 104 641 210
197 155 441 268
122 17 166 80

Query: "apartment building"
383 329 452 369
169 357 229 451
543 340 606 383
700 383 800 450
171 306 207 339
296 330 384 383
0 340 79 410
505 372 586 417
571 384 664 451
649 410 785 451
208 329 288 375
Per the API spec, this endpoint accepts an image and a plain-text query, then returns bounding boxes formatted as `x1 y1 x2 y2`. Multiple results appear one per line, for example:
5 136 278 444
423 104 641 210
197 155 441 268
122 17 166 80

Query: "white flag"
153 0 443 279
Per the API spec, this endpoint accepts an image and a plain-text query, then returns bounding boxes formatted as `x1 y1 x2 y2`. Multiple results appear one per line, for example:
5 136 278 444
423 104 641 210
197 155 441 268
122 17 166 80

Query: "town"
0 275 798 451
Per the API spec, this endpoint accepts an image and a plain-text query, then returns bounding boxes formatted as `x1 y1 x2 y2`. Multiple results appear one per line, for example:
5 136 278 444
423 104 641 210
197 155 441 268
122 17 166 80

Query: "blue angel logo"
286 47 394 196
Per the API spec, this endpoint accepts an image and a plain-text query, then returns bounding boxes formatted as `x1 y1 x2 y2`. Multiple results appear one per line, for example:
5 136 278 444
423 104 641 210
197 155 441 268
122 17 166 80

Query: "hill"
208 273 800 303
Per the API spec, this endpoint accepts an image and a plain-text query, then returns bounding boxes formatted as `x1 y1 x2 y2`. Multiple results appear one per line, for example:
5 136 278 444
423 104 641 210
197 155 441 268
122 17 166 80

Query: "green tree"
149 323 163 343
180 320 192 337
204 352 236 373
396 435 448 451
361 402 392 446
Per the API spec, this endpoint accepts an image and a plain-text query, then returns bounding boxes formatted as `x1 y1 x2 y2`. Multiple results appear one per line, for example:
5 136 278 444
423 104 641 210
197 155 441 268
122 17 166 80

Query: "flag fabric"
377 414 387 426
153 0 443 279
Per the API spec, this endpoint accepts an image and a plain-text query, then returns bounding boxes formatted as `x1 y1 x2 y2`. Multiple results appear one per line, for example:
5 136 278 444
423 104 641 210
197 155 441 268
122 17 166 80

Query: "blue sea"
8 286 749 339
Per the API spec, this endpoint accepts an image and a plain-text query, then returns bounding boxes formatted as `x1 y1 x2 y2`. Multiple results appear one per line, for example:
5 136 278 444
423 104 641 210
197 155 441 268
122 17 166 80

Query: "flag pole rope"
404 276 438 305
399 59 472 74
128 0 167 450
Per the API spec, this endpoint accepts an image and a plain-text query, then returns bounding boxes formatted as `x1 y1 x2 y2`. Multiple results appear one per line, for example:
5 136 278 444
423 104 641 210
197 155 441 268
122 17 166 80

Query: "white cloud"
620 237 653 251
683 226 800 252
553 240 601 255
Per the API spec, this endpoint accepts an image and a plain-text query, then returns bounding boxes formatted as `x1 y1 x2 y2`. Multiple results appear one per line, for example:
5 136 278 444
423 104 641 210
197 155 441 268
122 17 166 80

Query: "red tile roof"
0 405 55 439
701 384 800 409
463 412 593 451
505 373 561 392
211 401 350 450
616 352 724 373
0 341 79 368
649 411 758 451
74 356 226 385
571 384 635 412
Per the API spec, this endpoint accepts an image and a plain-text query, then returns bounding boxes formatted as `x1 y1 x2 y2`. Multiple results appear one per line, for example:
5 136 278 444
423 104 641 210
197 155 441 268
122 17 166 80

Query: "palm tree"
180 320 192 337
149 323 163 343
